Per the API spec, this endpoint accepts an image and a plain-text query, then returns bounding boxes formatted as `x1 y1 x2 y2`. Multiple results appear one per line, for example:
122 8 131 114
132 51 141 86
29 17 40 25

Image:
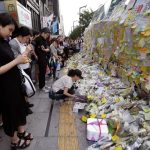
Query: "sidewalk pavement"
0 78 90 150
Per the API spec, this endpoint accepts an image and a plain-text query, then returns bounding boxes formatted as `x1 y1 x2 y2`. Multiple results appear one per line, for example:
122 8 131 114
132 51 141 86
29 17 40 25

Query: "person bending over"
52 69 83 99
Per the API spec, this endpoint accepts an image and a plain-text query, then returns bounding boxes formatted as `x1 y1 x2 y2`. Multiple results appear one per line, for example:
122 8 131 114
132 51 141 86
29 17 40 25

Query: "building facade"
48 0 59 18
0 0 60 32
59 15 64 35
26 0 41 31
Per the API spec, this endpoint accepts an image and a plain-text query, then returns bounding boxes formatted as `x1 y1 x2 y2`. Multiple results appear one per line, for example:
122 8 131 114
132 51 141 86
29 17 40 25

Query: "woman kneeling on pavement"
0 13 33 149
52 69 83 99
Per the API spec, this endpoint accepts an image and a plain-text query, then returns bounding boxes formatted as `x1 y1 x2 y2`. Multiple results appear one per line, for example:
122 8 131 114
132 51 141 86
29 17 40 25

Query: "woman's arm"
63 87 75 98
0 55 28 75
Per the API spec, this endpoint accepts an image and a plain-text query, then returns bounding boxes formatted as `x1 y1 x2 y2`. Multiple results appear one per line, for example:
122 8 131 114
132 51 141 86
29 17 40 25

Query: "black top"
0 38 21 86
0 38 27 137
33 35 48 62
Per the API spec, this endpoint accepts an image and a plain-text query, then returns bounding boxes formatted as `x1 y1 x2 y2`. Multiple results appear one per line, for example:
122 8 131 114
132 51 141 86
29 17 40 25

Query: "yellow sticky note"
81 115 88 123
90 114 97 118
114 145 123 150
87 95 91 99
101 97 107 104
144 31 150 36
112 135 120 142
144 9 150 16
87 95 94 101
131 24 137 29
101 114 107 119
144 25 150 31
115 98 120 103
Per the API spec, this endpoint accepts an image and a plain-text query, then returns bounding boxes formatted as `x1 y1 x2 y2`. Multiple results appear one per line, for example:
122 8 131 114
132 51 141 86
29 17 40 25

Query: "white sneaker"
42 87 49 93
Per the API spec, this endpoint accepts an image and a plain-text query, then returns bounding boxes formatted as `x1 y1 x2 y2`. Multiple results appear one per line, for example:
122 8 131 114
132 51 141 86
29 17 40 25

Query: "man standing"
33 28 50 92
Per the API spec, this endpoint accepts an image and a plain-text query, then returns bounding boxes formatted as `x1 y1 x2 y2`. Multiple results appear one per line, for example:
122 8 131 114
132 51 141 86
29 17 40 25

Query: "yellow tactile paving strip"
58 101 79 150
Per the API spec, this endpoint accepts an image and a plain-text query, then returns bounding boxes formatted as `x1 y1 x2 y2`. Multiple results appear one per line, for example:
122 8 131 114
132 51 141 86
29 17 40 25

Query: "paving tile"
34 99 51 113
29 91 40 99
28 99 41 113
0 133 10 150
38 92 49 99
48 102 59 137
25 138 37 150
26 113 49 137
34 137 58 150
58 137 79 150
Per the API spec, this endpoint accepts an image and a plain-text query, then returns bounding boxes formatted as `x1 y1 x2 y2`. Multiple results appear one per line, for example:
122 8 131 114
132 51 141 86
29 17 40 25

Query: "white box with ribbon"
87 118 109 142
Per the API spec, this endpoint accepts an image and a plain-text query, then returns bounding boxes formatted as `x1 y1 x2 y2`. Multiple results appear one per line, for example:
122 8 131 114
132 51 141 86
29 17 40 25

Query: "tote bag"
20 69 36 97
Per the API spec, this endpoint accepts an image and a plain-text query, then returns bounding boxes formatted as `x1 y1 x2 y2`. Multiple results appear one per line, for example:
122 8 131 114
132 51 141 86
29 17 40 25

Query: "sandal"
17 131 33 141
11 139 30 149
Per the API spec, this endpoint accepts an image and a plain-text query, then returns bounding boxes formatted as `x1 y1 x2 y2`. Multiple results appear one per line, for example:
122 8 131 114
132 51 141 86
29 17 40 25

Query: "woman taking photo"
0 13 33 149
52 69 83 99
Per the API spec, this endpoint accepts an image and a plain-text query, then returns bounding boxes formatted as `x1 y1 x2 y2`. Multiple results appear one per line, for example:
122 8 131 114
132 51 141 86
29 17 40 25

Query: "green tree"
69 9 94 39
69 26 82 40
79 9 94 33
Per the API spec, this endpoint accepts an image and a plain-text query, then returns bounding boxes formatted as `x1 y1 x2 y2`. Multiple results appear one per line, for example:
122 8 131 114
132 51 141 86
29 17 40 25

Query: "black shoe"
28 103 34 108
27 109 33 115
26 102 34 108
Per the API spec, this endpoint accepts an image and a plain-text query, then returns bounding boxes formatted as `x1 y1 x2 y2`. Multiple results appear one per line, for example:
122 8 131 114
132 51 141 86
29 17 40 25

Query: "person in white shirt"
52 69 83 99
9 26 34 115
9 26 34 77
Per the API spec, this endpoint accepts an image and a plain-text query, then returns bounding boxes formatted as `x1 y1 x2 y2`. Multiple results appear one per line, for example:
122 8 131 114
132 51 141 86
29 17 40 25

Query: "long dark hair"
0 13 18 39
0 13 17 27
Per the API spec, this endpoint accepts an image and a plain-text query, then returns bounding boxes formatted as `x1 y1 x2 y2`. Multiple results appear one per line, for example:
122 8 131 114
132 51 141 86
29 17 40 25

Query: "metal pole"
79 5 87 37
79 5 87 24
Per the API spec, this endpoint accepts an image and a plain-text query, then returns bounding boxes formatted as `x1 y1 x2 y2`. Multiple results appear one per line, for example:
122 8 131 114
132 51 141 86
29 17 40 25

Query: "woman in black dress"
0 13 33 149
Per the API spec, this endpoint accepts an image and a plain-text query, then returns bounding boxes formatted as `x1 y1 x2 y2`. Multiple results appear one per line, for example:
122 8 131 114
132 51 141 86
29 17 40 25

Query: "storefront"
0 0 32 29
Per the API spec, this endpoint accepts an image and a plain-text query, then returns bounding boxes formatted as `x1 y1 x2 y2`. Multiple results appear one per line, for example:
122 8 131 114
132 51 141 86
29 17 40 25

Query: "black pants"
38 61 47 89
64 47 69 59
47 59 57 79
55 86 75 99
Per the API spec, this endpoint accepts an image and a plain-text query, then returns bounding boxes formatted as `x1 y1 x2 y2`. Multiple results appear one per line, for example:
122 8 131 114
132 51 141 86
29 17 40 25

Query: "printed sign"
16 1 32 29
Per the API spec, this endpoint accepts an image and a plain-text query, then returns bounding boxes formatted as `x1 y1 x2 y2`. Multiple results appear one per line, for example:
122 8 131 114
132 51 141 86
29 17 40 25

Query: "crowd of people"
0 13 83 149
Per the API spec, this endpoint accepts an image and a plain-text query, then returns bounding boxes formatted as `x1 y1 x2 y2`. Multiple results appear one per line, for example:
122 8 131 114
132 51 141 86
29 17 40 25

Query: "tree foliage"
69 9 94 39
69 26 82 40
79 9 94 31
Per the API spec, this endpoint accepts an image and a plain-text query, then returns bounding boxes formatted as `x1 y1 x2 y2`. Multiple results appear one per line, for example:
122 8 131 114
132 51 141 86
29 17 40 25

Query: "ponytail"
67 69 75 77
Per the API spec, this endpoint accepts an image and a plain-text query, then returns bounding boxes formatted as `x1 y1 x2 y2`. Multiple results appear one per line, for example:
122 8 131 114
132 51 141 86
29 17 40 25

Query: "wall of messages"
84 0 150 98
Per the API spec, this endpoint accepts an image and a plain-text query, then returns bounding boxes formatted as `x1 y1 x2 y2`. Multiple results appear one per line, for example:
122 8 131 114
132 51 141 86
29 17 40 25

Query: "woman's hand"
44 48 50 52
71 95 76 98
41 45 49 52
15 55 29 65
